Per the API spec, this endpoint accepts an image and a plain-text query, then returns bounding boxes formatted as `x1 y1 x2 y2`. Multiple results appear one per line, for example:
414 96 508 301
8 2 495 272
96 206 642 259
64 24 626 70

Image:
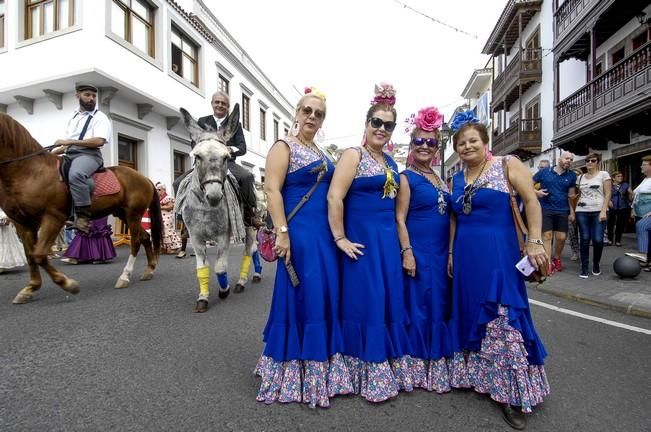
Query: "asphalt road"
1 246 650 432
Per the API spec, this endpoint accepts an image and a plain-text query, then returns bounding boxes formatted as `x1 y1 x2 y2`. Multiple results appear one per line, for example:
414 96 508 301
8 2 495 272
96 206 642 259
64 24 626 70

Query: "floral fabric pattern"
286 139 324 173
471 156 511 194
355 148 398 178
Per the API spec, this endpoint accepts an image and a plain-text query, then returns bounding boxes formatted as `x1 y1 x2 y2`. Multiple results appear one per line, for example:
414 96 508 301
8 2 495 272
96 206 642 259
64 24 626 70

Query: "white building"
0 0 294 189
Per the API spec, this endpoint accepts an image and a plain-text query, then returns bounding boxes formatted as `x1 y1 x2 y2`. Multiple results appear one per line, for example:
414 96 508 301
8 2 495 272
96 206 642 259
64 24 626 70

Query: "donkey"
0 113 162 304
176 106 258 313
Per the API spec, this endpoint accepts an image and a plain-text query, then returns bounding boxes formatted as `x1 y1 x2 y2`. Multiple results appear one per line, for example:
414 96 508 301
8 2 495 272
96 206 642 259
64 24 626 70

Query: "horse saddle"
57 156 121 198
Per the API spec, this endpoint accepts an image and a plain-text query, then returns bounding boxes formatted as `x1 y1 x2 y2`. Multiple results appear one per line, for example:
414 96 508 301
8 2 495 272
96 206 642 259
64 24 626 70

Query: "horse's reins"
0 144 59 166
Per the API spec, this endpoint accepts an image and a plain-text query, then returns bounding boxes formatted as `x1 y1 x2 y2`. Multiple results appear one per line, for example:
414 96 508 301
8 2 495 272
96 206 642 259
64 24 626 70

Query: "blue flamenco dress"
401 169 453 393
255 139 351 408
448 157 550 413
339 148 412 402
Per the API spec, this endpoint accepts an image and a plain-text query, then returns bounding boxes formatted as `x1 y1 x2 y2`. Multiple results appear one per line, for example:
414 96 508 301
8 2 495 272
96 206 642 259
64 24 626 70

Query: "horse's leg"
214 235 231 298
115 216 142 289
192 236 210 313
138 226 156 281
11 226 42 304
235 226 256 293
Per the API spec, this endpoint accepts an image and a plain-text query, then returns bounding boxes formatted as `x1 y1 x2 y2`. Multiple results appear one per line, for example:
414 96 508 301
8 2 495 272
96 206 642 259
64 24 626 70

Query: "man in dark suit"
174 91 259 228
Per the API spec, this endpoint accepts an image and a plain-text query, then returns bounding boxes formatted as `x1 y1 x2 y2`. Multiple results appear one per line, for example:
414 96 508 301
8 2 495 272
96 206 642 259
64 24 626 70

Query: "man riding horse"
52 83 112 234
173 91 262 229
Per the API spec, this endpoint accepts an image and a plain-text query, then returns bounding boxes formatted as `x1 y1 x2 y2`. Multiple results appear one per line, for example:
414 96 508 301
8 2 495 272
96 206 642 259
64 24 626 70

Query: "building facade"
0 0 294 189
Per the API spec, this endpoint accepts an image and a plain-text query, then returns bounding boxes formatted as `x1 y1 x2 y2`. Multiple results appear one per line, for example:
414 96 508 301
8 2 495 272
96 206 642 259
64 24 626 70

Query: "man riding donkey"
52 83 111 233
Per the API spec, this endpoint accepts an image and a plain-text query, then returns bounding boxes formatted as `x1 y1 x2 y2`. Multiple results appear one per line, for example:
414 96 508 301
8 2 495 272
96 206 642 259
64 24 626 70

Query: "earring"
291 121 299 137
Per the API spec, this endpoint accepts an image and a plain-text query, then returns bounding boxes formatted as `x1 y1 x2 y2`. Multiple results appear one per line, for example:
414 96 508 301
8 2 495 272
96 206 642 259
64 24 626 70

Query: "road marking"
529 299 651 335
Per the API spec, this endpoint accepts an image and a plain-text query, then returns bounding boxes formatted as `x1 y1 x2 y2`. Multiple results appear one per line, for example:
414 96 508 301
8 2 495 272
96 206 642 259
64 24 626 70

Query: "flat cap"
75 83 98 92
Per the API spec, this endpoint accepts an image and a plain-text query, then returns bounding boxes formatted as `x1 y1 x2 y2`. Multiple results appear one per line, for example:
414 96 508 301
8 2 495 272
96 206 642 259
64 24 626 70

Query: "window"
525 28 541 60
118 136 138 170
171 24 198 86
25 0 74 39
111 0 155 56
611 46 625 65
218 74 229 95
241 94 250 131
0 1 5 48
259 108 266 140
273 118 279 142
633 31 649 51
283 127 289 137
173 151 187 180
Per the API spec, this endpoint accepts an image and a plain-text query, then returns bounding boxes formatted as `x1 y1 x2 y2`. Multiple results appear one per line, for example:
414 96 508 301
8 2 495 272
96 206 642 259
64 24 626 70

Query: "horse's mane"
0 113 43 155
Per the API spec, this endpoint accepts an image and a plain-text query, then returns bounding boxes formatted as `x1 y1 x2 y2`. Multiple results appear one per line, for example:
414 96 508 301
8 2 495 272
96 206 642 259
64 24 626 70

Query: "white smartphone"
515 255 536 276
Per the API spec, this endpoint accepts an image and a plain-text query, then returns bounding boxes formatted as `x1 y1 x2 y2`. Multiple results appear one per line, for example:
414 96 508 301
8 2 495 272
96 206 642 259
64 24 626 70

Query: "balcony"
492 118 542 156
492 48 542 111
555 42 651 144
554 0 600 42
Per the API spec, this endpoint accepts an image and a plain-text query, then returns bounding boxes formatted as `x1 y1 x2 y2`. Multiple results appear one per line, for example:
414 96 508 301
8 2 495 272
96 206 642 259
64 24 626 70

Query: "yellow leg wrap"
197 266 210 298
239 255 252 281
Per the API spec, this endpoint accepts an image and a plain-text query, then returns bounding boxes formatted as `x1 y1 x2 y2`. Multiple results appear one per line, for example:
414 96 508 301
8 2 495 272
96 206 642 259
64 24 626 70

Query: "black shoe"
592 264 601 276
502 405 527 430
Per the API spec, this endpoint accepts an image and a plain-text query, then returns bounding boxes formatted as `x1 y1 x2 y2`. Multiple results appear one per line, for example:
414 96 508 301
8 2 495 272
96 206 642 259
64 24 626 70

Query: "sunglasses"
586 159 598 163
300 106 325 120
412 137 438 147
368 117 397 132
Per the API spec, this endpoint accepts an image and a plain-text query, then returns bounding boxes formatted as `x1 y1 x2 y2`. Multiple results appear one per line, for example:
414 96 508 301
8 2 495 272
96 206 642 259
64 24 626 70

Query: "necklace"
410 165 447 215
296 135 328 172
364 146 398 199
460 159 489 215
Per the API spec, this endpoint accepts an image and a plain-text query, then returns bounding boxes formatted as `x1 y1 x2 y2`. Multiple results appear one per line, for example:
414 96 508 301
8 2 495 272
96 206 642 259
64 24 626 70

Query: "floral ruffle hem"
449 306 550 413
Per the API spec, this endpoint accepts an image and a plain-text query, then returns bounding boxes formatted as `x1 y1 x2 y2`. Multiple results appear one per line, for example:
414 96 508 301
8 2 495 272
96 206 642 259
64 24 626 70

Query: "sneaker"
615 242 622 247
592 264 601 276
570 253 578 261
552 257 563 272
625 252 647 263
60 257 78 265
579 272 589 279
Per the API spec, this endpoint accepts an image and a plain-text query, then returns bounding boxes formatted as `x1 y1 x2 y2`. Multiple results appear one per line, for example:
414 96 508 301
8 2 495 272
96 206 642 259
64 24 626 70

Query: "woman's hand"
402 250 416 277
599 209 607 222
274 232 291 265
525 243 548 271
447 254 453 278
336 238 365 260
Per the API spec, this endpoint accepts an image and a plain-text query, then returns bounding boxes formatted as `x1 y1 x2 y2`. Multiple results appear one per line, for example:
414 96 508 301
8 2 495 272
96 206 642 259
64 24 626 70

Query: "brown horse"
0 113 162 304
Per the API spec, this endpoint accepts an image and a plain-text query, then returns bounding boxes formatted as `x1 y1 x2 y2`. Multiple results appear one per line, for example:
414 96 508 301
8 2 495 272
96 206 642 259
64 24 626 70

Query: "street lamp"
439 122 451 180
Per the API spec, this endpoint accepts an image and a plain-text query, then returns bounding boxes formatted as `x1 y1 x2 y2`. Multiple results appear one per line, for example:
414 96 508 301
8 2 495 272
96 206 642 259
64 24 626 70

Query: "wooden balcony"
492 118 542 156
492 48 542 111
555 42 651 144
554 0 600 43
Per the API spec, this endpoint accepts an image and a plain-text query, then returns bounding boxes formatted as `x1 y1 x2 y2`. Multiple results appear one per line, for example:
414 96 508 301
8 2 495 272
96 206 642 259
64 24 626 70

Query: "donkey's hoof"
218 287 230 299
193 299 209 313
252 274 262 283
140 272 154 281
12 292 33 304
114 278 130 289
62 278 80 295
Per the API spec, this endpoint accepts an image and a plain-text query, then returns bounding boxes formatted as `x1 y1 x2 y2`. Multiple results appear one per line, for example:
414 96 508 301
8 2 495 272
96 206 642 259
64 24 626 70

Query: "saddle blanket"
92 170 120 197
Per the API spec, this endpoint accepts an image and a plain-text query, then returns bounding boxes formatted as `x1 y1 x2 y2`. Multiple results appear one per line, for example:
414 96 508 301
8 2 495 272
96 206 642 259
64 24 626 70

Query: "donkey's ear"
220 103 241 143
180 108 205 143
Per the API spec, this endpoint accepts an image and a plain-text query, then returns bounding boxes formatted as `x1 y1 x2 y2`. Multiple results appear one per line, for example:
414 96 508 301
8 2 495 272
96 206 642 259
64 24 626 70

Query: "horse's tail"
148 186 163 255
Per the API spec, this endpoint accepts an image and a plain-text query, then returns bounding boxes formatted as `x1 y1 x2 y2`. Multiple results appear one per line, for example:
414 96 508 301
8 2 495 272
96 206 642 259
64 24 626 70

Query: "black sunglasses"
368 117 397 132
586 158 598 163
300 106 325 120
412 137 438 148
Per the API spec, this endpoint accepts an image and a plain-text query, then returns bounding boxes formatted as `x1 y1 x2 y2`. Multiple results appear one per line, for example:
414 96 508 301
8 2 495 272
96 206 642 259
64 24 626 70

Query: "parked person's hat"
75 83 98 93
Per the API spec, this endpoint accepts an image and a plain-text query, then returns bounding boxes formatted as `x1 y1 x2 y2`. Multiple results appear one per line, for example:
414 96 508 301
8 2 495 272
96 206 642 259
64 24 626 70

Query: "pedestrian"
568 168 583 261
52 83 112 233
396 105 452 392
607 171 633 247
327 83 411 402
447 111 550 430
575 153 612 278
631 155 651 270
255 87 348 408
156 183 182 254
61 216 116 264
537 159 550 171
533 151 577 273
0 208 28 273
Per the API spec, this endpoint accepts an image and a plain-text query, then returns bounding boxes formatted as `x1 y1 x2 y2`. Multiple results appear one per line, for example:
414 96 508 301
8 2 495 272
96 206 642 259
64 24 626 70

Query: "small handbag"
503 158 548 284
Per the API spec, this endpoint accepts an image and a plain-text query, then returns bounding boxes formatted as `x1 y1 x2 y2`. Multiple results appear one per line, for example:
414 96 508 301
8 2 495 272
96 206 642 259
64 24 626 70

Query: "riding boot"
73 206 92 234
244 205 264 228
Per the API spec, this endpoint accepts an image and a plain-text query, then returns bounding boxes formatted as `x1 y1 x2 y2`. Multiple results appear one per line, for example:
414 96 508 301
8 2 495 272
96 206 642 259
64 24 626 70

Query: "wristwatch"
277 225 288 234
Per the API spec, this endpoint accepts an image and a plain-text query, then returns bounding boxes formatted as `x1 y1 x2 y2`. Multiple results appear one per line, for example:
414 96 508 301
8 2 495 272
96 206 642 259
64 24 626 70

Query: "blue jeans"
576 211 605 273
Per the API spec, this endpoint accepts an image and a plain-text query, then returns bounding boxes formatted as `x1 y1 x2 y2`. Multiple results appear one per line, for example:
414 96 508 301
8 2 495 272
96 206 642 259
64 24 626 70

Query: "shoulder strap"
502 158 528 253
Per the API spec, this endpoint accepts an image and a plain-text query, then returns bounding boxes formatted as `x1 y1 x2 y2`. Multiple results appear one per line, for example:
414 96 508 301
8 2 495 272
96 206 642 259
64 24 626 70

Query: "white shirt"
212 115 226 130
576 171 611 212
65 108 112 145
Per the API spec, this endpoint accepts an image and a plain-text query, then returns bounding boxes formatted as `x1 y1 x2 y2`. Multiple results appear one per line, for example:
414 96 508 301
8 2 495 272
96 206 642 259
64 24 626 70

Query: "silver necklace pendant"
437 191 447 215
462 198 472 215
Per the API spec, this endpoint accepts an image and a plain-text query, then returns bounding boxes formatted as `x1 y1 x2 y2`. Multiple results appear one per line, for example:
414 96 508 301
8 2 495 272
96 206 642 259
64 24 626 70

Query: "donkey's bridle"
0 144 59 166
199 178 224 192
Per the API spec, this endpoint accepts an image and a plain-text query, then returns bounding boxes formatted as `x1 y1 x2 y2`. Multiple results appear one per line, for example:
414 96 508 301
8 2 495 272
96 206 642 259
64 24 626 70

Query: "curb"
528 283 651 319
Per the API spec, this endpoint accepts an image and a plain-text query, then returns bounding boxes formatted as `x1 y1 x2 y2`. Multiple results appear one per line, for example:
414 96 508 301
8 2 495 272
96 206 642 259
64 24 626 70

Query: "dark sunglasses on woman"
300 106 325 120
368 117 397 132
412 137 438 148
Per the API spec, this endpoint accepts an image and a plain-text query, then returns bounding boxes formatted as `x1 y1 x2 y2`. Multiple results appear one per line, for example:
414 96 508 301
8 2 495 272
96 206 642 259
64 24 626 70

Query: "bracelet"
334 236 345 243
527 238 544 245
400 246 412 255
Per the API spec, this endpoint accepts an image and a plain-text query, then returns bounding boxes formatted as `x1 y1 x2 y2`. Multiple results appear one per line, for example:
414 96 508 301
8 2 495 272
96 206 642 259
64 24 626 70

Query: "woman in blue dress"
255 88 350 408
396 106 452 393
447 112 550 430
327 83 411 402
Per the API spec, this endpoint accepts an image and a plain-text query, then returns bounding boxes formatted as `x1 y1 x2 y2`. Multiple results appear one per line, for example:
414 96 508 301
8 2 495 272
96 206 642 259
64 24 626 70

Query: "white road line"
529 299 651 335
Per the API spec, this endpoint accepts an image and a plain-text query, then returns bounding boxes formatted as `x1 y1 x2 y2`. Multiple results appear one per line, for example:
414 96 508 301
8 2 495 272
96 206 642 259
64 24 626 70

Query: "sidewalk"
528 233 651 318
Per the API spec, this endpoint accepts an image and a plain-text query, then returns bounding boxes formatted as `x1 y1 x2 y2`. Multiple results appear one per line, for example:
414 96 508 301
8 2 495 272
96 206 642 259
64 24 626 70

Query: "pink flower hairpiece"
372 82 397 106
304 86 326 100
404 106 443 133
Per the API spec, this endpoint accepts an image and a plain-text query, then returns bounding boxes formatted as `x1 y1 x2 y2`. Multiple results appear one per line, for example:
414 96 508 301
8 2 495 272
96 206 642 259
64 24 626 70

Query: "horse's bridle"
199 178 224 192
0 144 58 166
